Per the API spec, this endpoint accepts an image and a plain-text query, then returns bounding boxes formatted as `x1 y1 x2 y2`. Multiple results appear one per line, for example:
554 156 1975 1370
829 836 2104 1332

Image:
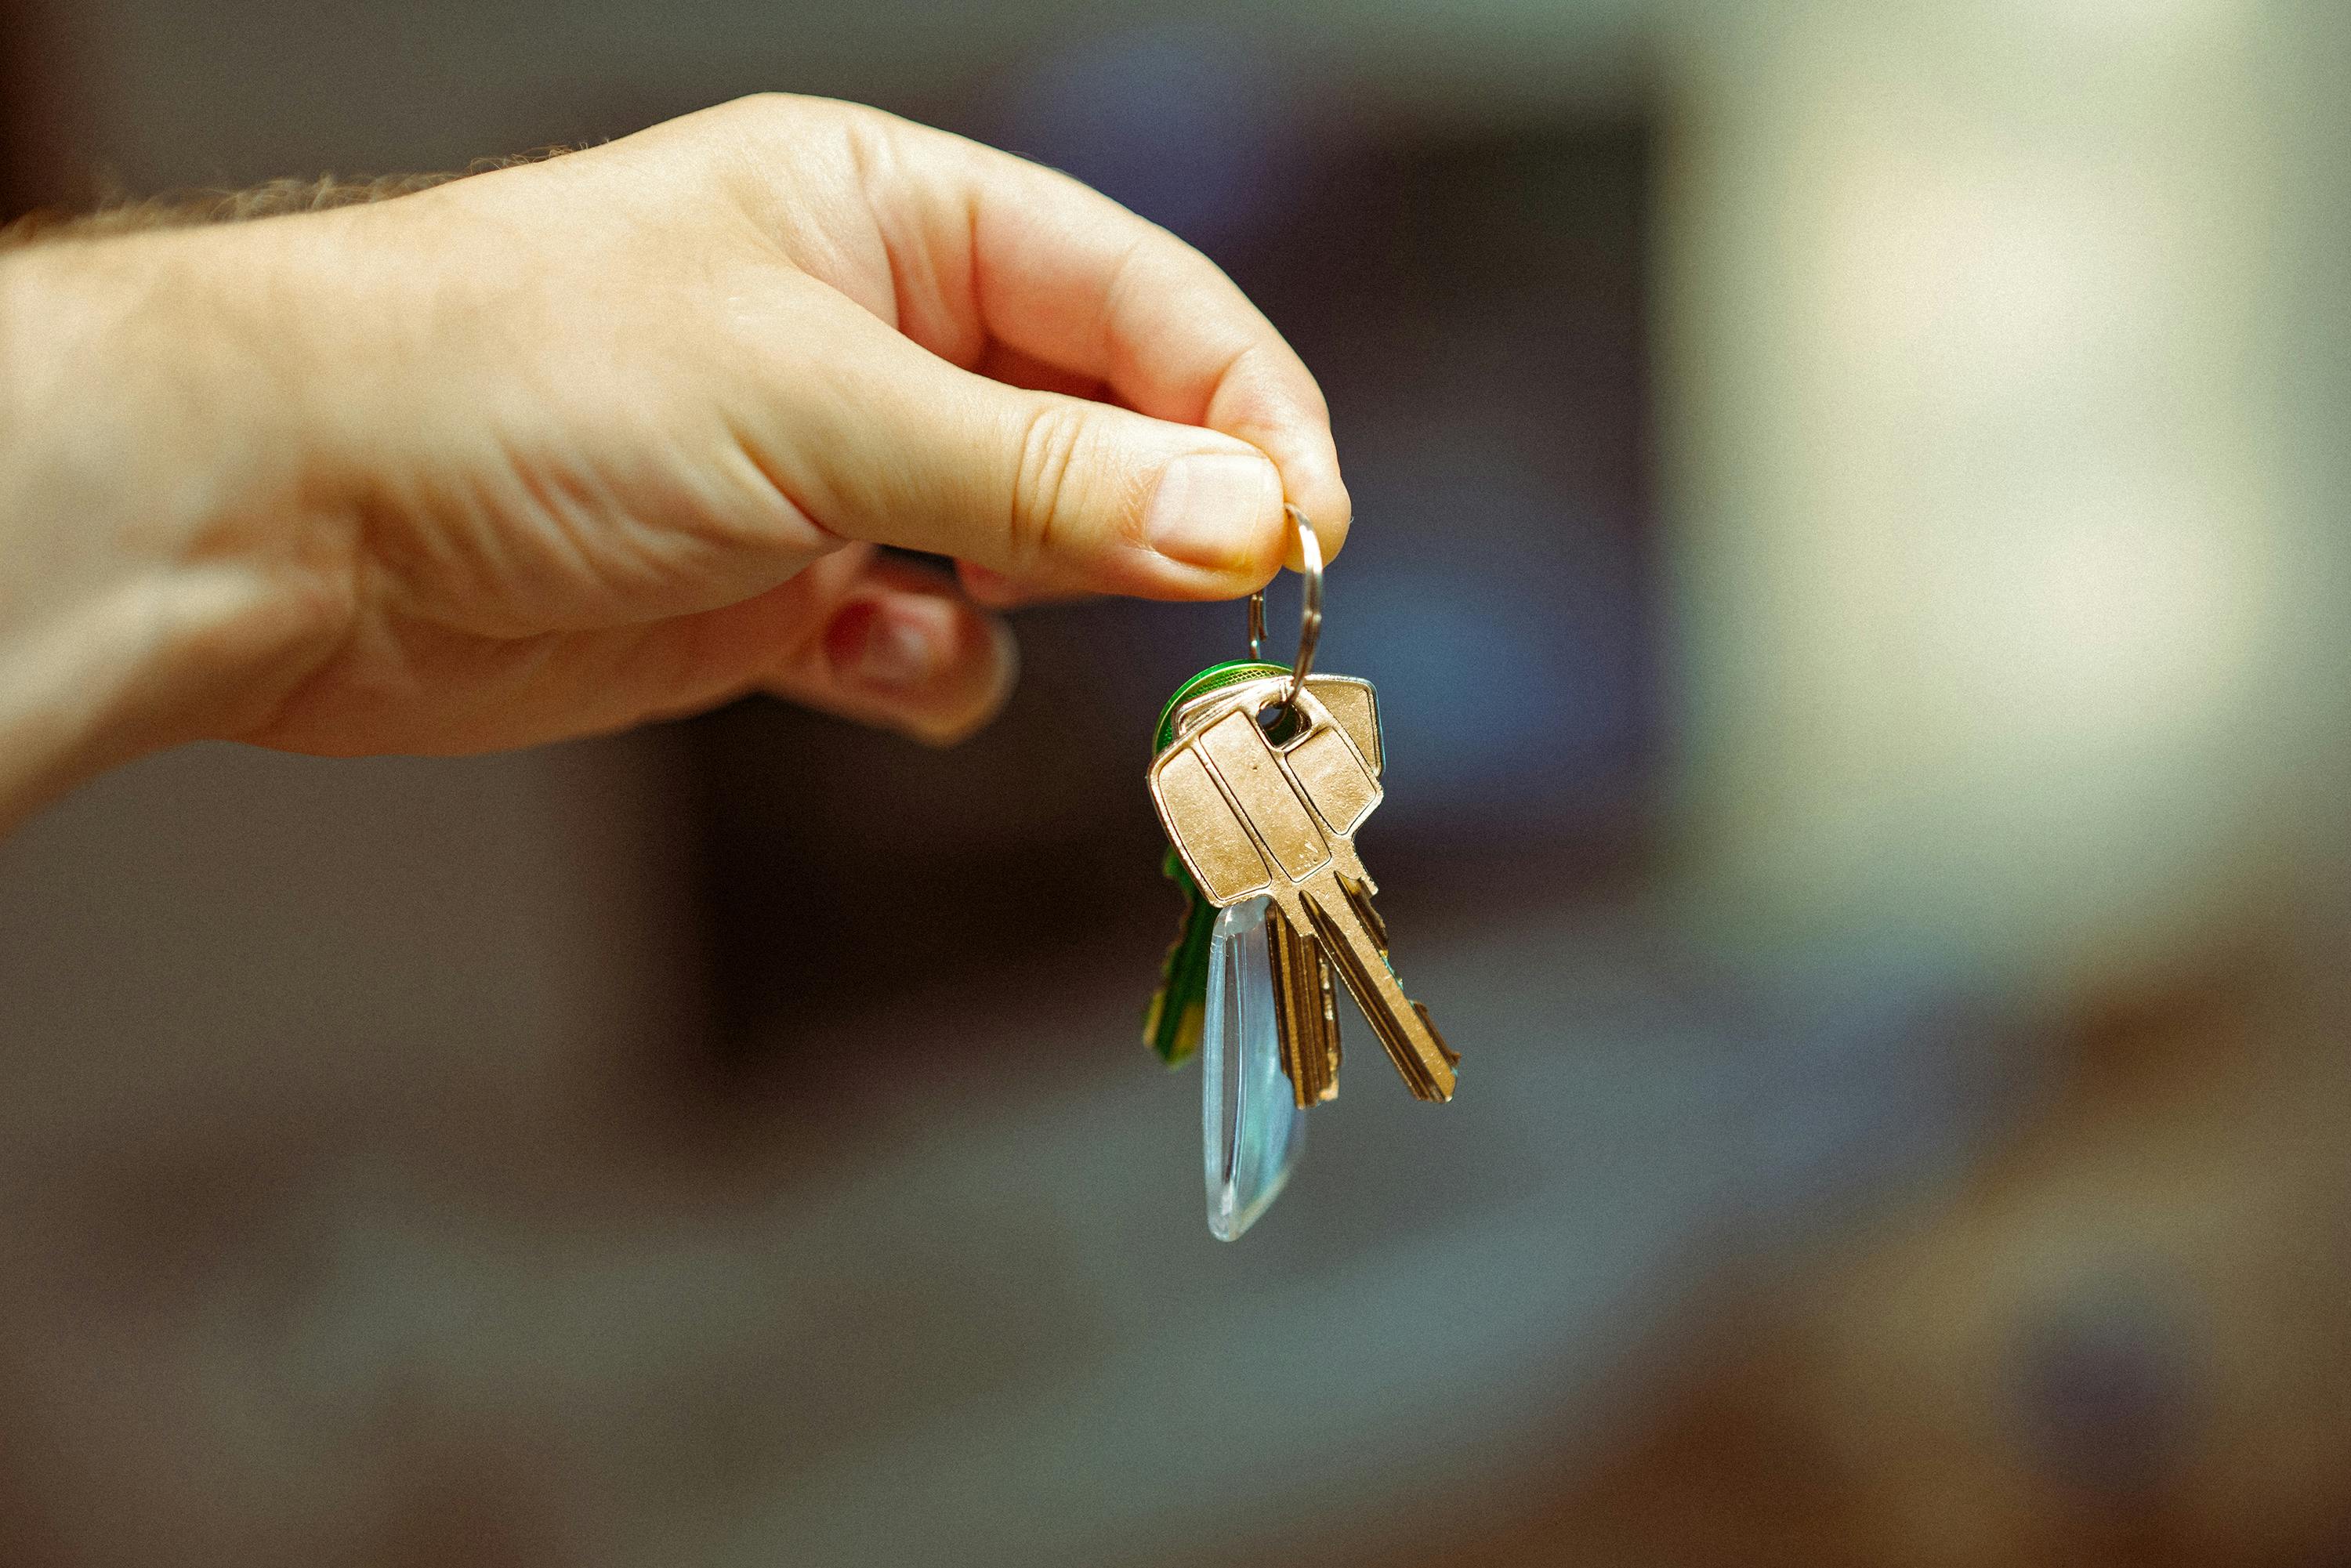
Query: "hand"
0 94 1348 824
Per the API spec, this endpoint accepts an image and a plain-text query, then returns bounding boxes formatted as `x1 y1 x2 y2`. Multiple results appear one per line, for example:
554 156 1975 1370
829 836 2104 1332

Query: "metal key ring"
1247 504 1324 712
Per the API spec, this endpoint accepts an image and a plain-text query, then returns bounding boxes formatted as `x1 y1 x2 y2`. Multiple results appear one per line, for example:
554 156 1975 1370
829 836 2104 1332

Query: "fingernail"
1145 453 1281 570
830 599 951 690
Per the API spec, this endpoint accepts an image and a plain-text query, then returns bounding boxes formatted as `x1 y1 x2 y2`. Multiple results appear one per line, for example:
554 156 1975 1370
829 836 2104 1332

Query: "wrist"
0 228 360 827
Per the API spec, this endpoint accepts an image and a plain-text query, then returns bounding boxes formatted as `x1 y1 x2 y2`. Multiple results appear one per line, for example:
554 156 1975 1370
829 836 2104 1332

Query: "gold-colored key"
1150 683 1458 1102
1143 665 1376 1100
1168 668 1378 1107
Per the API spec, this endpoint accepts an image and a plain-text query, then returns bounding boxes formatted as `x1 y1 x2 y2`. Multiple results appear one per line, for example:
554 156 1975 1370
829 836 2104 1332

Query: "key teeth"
1414 1001 1461 1069
1400 1031 1455 1102
1339 875 1389 954
1316 947 1342 1103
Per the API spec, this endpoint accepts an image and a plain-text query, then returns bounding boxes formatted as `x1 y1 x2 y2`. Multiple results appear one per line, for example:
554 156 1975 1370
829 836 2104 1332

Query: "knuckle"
726 92 892 147
1010 401 1098 570
726 91 806 129
817 97 914 163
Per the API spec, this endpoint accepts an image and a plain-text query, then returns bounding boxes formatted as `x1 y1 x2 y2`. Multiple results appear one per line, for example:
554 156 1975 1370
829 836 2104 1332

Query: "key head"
1147 686 1383 907
1172 672 1384 777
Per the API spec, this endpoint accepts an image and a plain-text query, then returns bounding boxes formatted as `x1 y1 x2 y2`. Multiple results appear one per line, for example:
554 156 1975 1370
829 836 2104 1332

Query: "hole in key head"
1255 699 1308 748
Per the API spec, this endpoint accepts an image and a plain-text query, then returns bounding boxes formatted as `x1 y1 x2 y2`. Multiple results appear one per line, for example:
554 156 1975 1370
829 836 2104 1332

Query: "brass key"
1150 683 1458 1102
1171 668 1379 1107
1147 664 1378 1099
1142 664 1378 1092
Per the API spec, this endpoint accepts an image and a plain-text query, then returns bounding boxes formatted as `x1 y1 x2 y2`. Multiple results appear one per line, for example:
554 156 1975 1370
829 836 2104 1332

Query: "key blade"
1287 869 1457 1103
1264 904 1340 1107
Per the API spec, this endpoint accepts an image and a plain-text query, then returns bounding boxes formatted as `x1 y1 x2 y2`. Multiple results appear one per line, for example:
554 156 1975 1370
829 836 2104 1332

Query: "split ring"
1246 504 1324 712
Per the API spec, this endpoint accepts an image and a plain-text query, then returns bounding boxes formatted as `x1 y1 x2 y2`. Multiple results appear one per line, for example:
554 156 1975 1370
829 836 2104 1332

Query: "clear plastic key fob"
1201 896 1303 1239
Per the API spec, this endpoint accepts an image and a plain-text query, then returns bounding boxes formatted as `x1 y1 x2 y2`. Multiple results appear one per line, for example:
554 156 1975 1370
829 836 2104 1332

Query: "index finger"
857 110 1352 563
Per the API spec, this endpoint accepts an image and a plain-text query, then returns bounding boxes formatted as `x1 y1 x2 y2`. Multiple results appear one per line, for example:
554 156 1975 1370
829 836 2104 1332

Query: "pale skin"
0 94 1349 835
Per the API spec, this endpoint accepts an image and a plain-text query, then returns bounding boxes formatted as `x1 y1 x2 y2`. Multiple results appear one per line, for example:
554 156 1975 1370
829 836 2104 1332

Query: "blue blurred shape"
1313 436 1646 822
995 23 1306 252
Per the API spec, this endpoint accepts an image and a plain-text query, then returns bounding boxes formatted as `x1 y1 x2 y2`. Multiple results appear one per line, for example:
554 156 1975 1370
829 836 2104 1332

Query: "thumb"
781 310 1291 600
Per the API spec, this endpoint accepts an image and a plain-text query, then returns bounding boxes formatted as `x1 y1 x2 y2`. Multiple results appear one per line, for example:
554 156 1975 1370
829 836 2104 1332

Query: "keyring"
1247 504 1324 712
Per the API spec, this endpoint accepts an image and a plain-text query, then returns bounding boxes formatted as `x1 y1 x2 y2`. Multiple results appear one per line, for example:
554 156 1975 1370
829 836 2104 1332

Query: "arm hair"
0 148 578 249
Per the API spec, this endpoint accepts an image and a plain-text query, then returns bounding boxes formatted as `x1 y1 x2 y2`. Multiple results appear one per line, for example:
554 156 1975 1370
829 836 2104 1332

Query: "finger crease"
843 116 911 335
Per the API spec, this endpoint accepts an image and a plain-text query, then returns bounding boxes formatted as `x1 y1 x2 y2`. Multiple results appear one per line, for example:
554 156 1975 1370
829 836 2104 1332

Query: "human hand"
0 94 1347 821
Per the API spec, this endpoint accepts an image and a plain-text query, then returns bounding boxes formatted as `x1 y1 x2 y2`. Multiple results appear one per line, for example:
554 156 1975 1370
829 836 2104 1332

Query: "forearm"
0 233 355 832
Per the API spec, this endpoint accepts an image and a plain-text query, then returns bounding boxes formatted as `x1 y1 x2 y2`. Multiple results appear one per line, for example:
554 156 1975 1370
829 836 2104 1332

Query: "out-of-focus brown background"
2 2 2348 1565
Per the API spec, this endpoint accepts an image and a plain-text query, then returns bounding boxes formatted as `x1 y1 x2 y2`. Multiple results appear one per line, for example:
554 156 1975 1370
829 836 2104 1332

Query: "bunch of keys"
1143 507 1457 1240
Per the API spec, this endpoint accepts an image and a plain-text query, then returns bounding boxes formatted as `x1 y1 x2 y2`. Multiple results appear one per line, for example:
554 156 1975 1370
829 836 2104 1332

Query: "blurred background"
2 1 2348 1563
